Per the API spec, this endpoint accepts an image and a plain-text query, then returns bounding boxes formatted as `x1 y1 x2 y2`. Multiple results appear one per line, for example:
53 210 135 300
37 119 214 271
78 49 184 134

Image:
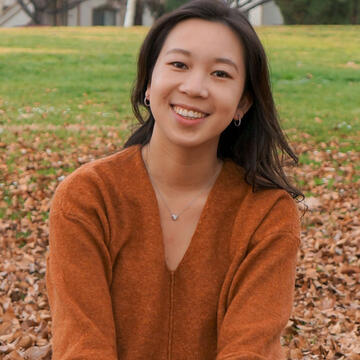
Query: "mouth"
171 104 209 119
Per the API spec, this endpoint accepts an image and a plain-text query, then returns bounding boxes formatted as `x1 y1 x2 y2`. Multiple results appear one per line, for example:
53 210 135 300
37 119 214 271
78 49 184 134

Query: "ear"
235 92 253 119
145 83 151 98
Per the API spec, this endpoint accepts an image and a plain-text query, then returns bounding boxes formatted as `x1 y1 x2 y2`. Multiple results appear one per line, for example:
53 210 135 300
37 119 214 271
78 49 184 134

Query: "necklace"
145 145 222 221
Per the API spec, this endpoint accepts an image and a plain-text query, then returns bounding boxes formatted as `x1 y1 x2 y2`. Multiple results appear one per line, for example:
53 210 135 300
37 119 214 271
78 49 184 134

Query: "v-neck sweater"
46 144 301 360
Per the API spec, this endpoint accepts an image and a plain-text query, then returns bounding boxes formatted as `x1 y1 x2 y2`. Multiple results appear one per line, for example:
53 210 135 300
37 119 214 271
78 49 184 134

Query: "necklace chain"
145 145 222 221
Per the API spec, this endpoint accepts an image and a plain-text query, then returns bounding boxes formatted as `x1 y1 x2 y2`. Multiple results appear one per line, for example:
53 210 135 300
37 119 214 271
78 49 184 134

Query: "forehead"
159 18 245 65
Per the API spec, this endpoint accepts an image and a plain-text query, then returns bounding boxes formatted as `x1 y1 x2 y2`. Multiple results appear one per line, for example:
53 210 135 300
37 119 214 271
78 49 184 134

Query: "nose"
178 70 209 98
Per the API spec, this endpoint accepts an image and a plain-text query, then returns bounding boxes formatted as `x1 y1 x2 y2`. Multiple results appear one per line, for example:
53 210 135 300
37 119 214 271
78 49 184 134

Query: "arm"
216 195 300 360
46 169 118 360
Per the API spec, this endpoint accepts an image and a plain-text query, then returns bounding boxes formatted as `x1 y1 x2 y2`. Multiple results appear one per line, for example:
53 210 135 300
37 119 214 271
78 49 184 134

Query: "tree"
126 0 164 26
142 0 165 19
150 0 273 16
124 0 136 26
164 0 187 12
164 0 274 15
127 0 275 24
274 0 360 24
17 0 85 25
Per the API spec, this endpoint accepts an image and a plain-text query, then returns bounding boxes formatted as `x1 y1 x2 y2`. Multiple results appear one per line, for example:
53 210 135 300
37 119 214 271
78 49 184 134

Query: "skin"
141 19 252 270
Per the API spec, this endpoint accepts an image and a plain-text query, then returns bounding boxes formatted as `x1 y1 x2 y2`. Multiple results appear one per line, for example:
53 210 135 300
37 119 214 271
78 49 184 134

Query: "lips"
171 104 209 119
170 105 208 127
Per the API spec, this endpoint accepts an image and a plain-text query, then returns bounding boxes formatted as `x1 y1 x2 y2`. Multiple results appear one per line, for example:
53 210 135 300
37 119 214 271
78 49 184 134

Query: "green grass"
259 26 360 142
0 25 359 143
0 27 146 128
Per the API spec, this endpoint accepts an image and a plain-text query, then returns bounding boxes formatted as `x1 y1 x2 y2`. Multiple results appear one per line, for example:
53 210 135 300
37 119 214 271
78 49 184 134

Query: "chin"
152 122 220 151
166 132 219 151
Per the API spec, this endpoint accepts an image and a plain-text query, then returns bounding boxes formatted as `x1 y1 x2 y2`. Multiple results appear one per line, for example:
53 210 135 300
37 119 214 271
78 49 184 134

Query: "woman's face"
146 18 251 150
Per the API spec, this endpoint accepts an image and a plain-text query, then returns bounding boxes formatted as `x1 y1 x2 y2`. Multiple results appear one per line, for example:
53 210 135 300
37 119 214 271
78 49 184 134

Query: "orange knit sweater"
46 144 300 360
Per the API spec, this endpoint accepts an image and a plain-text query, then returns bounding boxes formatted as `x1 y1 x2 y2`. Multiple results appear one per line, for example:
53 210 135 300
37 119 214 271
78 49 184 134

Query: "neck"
141 133 223 192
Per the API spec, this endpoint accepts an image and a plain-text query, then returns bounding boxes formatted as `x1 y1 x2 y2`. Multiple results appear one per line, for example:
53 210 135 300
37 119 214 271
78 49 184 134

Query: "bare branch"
45 0 85 14
237 0 273 11
16 0 37 23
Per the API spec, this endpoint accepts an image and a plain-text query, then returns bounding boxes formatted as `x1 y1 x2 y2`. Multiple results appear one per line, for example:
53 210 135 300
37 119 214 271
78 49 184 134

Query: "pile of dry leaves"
0 126 359 359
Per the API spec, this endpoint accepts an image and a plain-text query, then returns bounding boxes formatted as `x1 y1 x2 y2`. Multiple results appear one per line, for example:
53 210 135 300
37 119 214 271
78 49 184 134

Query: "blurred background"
0 0 359 27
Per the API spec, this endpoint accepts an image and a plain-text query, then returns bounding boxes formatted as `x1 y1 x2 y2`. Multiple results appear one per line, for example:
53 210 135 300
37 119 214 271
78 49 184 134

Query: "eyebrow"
165 48 239 73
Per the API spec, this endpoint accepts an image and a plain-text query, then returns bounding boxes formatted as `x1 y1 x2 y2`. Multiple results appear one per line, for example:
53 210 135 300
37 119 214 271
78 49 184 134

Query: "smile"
172 105 208 119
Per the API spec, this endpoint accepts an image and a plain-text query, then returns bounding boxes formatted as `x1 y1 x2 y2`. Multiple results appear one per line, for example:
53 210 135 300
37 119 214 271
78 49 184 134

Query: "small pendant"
171 214 179 221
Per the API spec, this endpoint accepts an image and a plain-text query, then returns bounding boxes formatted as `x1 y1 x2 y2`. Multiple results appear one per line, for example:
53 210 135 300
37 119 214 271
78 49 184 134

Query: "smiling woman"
46 1 304 360
145 19 250 150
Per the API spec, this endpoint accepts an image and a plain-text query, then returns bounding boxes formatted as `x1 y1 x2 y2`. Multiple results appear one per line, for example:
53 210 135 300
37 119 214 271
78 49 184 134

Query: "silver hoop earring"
234 118 242 127
144 96 150 107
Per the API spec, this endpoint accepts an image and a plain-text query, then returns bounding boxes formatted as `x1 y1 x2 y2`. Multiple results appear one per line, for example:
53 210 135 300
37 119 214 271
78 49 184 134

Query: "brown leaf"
23 344 51 360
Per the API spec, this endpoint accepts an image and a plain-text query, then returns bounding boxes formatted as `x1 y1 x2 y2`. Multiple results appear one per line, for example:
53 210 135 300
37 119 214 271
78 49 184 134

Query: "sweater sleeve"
45 169 118 360
216 194 301 360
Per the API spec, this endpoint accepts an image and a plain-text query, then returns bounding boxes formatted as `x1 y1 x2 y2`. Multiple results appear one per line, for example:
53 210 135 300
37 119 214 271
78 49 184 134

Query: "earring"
144 96 150 107
234 117 242 127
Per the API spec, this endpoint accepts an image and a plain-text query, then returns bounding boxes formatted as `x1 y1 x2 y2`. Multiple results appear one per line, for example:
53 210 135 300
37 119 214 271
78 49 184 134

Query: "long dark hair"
124 0 303 201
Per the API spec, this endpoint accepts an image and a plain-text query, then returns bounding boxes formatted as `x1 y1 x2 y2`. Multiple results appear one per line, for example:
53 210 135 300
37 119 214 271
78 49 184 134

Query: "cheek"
222 85 245 113
216 89 242 116
150 62 173 88
149 73 171 101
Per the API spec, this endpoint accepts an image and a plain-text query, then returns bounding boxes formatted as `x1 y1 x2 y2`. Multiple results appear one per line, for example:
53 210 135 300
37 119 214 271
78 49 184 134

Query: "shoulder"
225 160 300 242
224 160 298 212
253 188 300 235
50 145 140 215
246 189 300 251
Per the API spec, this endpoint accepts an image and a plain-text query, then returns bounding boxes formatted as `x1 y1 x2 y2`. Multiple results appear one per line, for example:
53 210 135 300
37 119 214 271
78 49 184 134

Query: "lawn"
0 26 359 359
0 26 359 140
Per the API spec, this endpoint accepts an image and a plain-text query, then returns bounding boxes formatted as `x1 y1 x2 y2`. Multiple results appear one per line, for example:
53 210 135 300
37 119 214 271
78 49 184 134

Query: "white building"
0 0 283 27
0 0 126 26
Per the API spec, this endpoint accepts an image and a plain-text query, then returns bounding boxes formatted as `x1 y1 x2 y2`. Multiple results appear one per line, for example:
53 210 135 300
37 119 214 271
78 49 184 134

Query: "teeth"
173 106 206 119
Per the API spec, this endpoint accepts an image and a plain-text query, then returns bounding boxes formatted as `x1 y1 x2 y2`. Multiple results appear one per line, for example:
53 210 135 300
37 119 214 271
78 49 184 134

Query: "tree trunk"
124 0 136 27
351 0 359 24
134 0 144 25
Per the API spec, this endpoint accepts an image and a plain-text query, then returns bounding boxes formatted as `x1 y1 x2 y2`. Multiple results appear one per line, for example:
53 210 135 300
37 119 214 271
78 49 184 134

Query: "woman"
46 1 303 359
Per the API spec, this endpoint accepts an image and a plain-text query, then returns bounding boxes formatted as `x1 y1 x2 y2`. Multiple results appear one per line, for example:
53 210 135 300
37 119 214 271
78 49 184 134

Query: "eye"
213 70 231 78
170 61 187 69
